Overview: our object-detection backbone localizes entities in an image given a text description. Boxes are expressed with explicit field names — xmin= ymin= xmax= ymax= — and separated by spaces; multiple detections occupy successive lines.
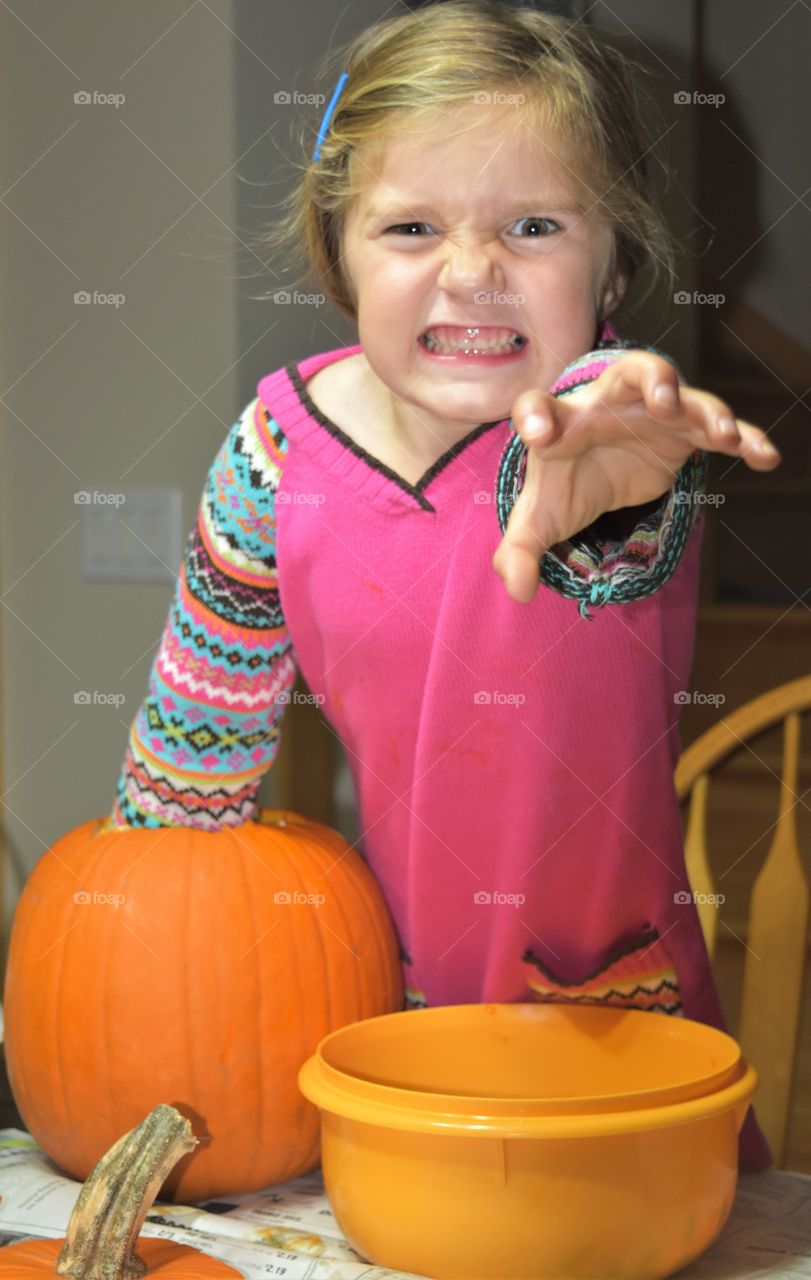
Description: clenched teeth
xmin=421 ymin=327 xmax=527 ymax=355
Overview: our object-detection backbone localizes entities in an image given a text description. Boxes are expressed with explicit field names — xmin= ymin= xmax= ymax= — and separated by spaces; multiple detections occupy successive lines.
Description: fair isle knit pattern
xmin=113 ymin=342 xmax=691 ymax=831
xmin=112 ymin=397 xmax=296 ymax=829
xmin=406 ymin=926 xmax=683 ymax=1016
xmin=521 ymin=926 xmax=683 ymax=1016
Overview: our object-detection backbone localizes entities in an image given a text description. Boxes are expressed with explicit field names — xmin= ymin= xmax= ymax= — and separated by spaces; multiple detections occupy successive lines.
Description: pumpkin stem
xmin=56 ymin=1103 xmax=198 ymax=1279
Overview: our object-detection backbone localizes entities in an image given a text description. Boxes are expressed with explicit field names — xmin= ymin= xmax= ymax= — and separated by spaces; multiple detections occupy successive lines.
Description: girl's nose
xmin=437 ymin=242 xmax=505 ymax=294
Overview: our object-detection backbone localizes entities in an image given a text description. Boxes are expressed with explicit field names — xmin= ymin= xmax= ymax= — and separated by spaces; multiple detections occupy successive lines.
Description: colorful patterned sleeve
xmin=108 ymin=395 xmax=297 ymax=829
xmin=494 ymin=341 xmax=707 ymax=620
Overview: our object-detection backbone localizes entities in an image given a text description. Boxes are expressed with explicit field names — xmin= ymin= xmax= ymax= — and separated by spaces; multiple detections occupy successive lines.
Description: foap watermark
xmin=474 ymin=889 xmax=526 ymax=907
xmin=674 ymin=90 xmax=725 ymax=108
xmin=273 ymin=90 xmax=326 ymax=106
xmin=75 ymin=291 xmax=125 ymax=308
xmin=74 ymin=890 xmax=125 ymax=908
xmin=74 ymin=90 xmax=125 ymax=109
xmin=473 ymin=291 xmax=526 ymax=307
xmin=275 ymin=490 xmax=326 ymax=506
xmin=673 ymin=690 xmax=726 ymax=707
xmin=276 ymin=690 xmax=326 ymax=707
xmin=474 ymin=477 xmax=519 ymax=506
xmin=473 ymin=690 xmax=526 ymax=706
xmin=74 ymin=491 xmax=126 ymax=506
xmin=274 ymin=890 xmax=326 ymax=906
xmin=473 ymin=90 xmax=526 ymax=106
xmin=674 ymin=890 xmax=725 ymax=907
xmin=674 ymin=490 xmax=726 ymax=506
xmin=674 ymin=290 xmax=725 ymax=308
xmin=272 ymin=289 xmax=326 ymax=308
xmin=75 ymin=690 xmax=126 ymax=708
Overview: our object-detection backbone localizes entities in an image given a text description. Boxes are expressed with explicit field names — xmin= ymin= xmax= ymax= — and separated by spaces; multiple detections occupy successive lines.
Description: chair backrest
xmin=674 ymin=675 xmax=811 ymax=1168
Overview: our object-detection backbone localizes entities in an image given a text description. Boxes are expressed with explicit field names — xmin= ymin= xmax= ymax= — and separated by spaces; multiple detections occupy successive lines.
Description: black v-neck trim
xmin=288 ymin=363 xmax=505 ymax=513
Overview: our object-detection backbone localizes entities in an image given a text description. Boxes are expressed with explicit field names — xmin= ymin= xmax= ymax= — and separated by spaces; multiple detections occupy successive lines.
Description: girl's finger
xmin=672 ymin=392 xmax=780 ymax=463
xmin=640 ymin=359 xmax=681 ymax=415
xmin=643 ymin=383 xmax=749 ymax=456
xmin=492 ymin=519 xmax=545 ymax=602
xmin=519 ymin=409 xmax=554 ymax=445
xmin=734 ymin=420 xmax=782 ymax=467
xmin=514 ymin=393 xmax=561 ymax=447
xmin=492 ymin=464 xmax=556 ymax=602
xmin=601 ymin=351 xmax=680 ymax=411
xmin=673 ymin=386 xmax=743 ymax=451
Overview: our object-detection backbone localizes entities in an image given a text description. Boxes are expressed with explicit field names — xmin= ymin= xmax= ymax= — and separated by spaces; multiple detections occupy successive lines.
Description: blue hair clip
xmin=313 ymin=71 xmax=350 ymax=162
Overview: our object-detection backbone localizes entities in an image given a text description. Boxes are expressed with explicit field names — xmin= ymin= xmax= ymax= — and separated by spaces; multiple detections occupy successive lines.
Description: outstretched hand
xmin=492 ymin=350 xmax=782 ymax=604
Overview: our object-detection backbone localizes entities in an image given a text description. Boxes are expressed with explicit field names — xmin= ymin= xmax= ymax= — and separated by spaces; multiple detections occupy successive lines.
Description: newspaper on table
xmin=0 ymin=1129 xmax=419 ymax=1279
xmin=0 ymin=1128 xmax=809 ymax=1278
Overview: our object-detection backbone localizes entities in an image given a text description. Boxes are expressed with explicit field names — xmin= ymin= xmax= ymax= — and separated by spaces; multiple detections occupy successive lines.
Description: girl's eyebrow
xmin=364 ymin=198 xmax=587 ymax=224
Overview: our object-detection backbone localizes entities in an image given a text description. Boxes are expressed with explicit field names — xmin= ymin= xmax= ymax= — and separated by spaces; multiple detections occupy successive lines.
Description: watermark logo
xmin=74 ymin=491 xmax=126 ymax=506
xmin=74 ymin=690 xmax=126 ymax=708
xmin=674 ymin=889 xmax=725 ymax=906
xmin=473 ymin=477 xmax=519 ymax=506
xmin=74 ymin=90 xmax=125 ymax=108
xmin=273 ymin=890 xmax=326 ymax=906
xmin=473 ymin=889 xmax=526 ymax=907
xmin=271 ymin=289 xmax=326 ymax=307
xmin=75 ymin=291 xmax=126 ymax=308
xmin=74 ymin=889 xmax=125 ymax=908
xmin=276 ymin=690 xmax=326 ymax=707
xmin=674 ymin=290 xmax=725 ymax=308
xmin=275 ymin=490 xmax=326 ymax=506
xmin=473 ymin=291 xmax=526 ymax=307
xmin=473 ymin=90 xmax=526 ymax=106
xmin=674 ymin=90 xmax=725 ymax=107
xmin=273 ymin=90 xmax=326 ymax=106
xmin=674 ymin=491 xmax=726 ymax=506
xmin=673 ymin=690 xmax=726 ymax=707
xmin=473 ymin=690 xmax=526 ymax=706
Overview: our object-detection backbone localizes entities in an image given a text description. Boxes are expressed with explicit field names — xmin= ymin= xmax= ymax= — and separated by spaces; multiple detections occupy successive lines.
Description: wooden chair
xmin=675 ymin=675 xmax=811 ymax=1167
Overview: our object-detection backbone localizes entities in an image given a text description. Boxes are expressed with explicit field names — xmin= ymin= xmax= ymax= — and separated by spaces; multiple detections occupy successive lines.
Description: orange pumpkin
xmin=3 ymin=808 xmax=404 ymax=1202
xmin=6 ymin=1240 xmax=240 ymax=1278
xmin=3 ymin=1105 xmax=241 ymax=1277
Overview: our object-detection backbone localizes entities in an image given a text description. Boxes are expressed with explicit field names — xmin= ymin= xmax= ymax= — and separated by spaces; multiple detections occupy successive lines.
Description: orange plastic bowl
xmin=298 ymin=1003 xmax=757 ymax=1280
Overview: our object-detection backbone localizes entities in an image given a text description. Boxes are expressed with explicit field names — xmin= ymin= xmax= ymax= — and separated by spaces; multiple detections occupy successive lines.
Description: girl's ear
xmin=599 ymin=271 xmax=628 ymax=320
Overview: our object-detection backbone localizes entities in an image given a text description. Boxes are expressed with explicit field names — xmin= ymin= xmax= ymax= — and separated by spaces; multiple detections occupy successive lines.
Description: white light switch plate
xmin=80 ymin=486 xmax=183 ymax=584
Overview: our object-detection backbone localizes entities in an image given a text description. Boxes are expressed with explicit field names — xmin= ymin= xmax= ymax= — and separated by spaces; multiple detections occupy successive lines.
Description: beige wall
xmin=0 ymin=3 xmax=240 ymax=946
xmin=0 ymin=0 xmax=381 ymax=953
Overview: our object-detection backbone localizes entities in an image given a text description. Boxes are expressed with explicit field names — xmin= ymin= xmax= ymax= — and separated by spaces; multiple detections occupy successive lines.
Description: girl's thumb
xmin=516 ymin=393 xmax=557 ymax=446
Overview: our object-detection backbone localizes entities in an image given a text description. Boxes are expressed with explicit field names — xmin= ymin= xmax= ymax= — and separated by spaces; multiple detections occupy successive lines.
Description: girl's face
xmin=341 ymin=104 xmax=623 ymax=436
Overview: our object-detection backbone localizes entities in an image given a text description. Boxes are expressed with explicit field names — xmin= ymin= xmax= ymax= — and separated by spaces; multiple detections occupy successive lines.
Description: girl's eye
xmin=385 ymin=222 xmax=432 ymax=236
xmin=511 ymin=217 xmax=561 ymax=237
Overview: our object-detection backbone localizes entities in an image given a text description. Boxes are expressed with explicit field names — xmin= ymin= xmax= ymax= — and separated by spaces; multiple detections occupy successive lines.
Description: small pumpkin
xmin=3 ymin=808 xmax=404 ymax=1202
xmin=3 ymin=1104 xmax=240 ymax=1277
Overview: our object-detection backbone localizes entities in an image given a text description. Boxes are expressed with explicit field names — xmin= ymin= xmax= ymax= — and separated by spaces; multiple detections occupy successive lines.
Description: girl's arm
xmin=493 ymin=340 xmax=765 ymax=617
xmin=108 ymin=395 xmax=296 ymax=829
xmin=551 ymin=341 xmax=686 ymax=545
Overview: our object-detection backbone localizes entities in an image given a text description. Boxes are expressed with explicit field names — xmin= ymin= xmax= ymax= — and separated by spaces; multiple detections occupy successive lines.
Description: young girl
xmin=109 ymin=2 xmax=780 ymax=1171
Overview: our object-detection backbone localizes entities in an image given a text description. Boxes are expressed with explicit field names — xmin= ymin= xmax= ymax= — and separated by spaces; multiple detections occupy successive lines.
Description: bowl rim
xmin=299 ymin=1053 xmax=757 ymax=1138
xmin=302 ymin=1002 xmax=743 ymax=1116
xmin=298 ymin=1003 xmax=756 ymax=1138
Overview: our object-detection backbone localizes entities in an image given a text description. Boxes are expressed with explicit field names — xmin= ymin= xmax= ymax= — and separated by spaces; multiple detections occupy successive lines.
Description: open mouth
xmin=419 ymin=325 xmax=528 ymax=356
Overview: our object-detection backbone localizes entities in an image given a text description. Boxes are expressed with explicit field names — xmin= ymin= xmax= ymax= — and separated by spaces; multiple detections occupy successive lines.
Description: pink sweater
xmin=111 ymin=335 xmax=772 ymax=1172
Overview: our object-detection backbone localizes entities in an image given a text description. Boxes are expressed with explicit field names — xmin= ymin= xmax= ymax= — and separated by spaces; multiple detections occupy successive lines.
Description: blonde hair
xmin=243 ymin=0 xmax=676 ymax=323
